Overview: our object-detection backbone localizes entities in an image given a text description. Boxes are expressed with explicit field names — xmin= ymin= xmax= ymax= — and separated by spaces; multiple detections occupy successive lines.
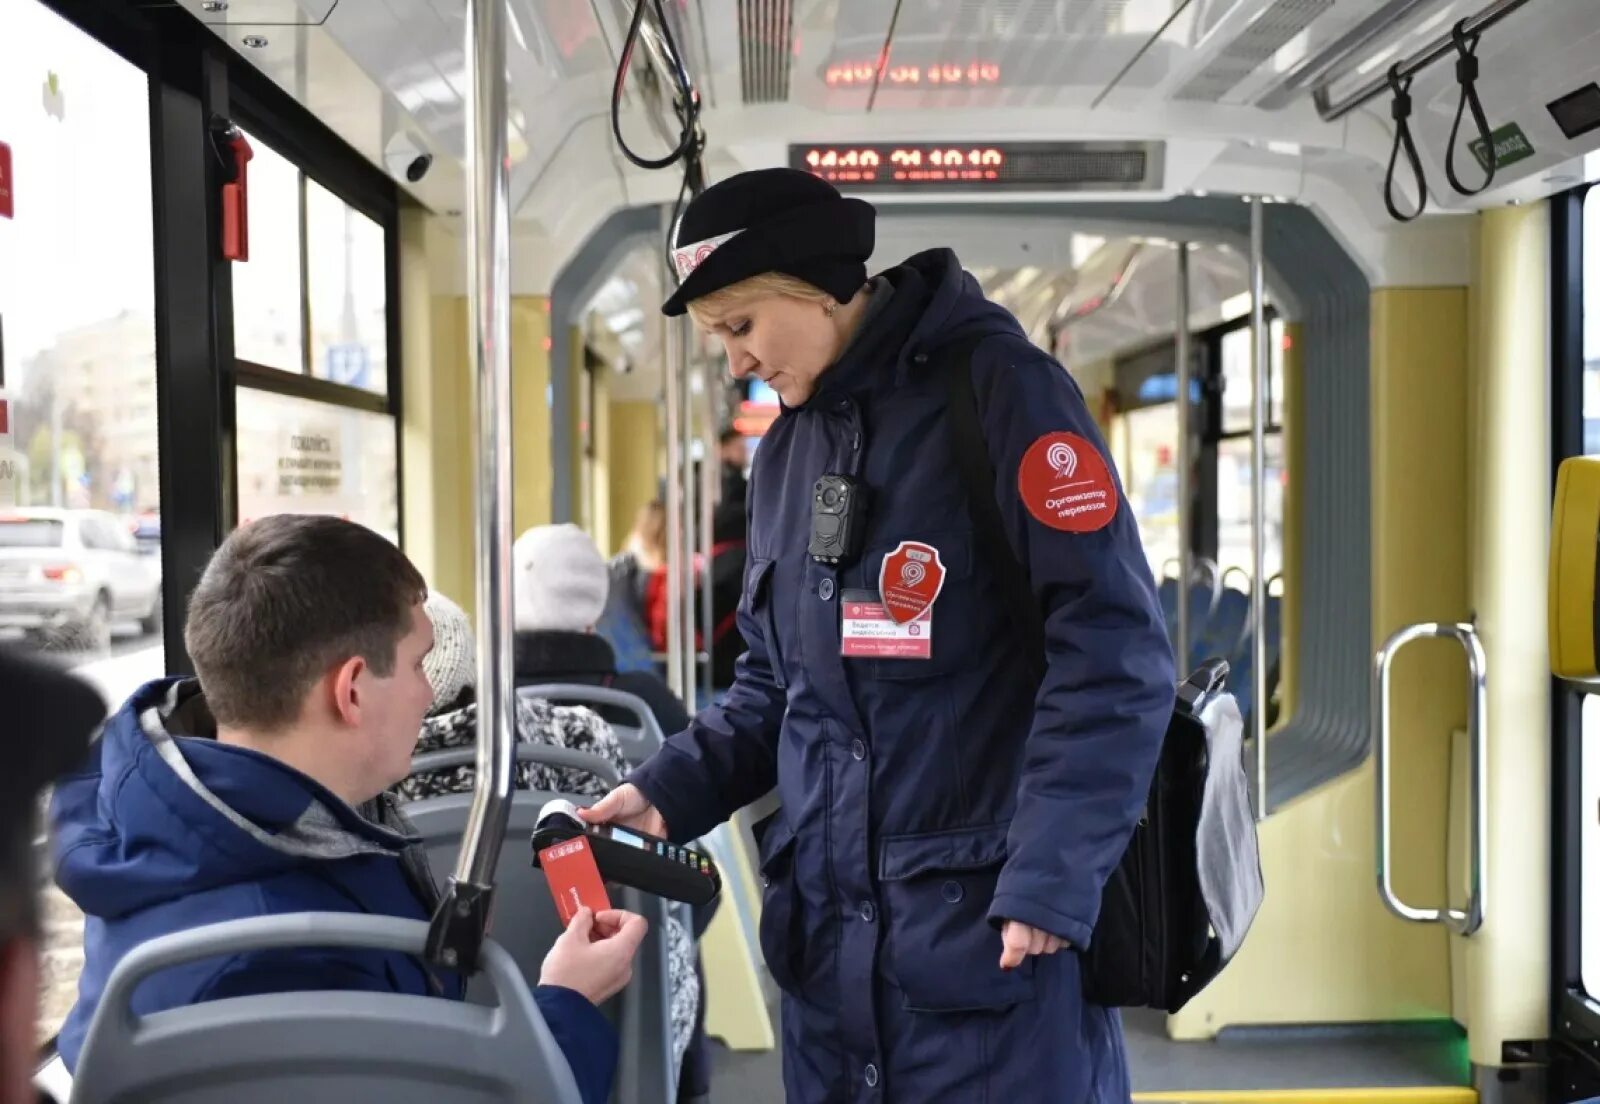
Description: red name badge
xmin=539 ymin=836 xmax=612 ymax=925
xmin=878 ymin=540 xmax=946 ymax=625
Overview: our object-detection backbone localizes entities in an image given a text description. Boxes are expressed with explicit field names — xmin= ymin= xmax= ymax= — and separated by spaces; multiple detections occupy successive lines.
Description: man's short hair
xmin=184 ymin=515 xmax=426 ymax=732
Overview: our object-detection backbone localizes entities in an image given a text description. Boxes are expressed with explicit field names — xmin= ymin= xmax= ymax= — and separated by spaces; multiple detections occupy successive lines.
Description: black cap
xmin=662 ymin=168 xmax=876 ymax=317
xmin=0 ymin=646 xmax=104 ymax=848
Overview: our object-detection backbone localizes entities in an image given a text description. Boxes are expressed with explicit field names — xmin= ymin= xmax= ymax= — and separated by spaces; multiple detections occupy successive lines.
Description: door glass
xmin=231 ymin=133 xmax=305 ymax=373
xmin=1578 ymin=189 xmax=1600 ymax=995
xmin=0 ymin=0 xmax=167 ymax=1044
xmin=235 ymin=387 xmax=399 ymax=544
xmin=1123 ymin=403 xmax=1179 ymax=578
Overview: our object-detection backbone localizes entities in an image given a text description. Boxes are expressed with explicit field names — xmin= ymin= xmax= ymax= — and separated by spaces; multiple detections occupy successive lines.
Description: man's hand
xmin=999 ymin=920 xmax=1067 ymax=971
xmin=580 ymin=783 xmax=669 ymax=839
xmin=540 ymin=907 xmax=650 ymax=1006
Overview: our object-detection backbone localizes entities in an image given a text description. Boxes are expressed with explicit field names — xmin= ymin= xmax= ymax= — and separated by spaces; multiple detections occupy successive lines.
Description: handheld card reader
xmin=531 ymin=799 xmax=722 ymax=908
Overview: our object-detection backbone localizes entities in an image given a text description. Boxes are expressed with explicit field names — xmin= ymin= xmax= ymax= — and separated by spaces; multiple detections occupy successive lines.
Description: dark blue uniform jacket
xmin=51 ymin=678 xmax=617 ymax=1104
xmin=631 ymin=249 xmax=1175 ymax=1103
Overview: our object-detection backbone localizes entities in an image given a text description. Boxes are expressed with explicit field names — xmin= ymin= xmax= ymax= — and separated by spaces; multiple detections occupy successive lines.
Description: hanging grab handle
xmin=1444 ymin=20 xmax=1497 ymax=196
xmin=1384 ymin=65 xmax=1428 ymax=222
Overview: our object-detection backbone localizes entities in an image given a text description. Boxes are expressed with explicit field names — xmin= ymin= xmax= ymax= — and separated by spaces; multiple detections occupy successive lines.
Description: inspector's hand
xmin=540 ymin=907 xmax=650 ymax=1006
xmin=579 ymin=783 xmax=670 ymax=840
xmin=999 ymin=920 xmax=1068 ymax=971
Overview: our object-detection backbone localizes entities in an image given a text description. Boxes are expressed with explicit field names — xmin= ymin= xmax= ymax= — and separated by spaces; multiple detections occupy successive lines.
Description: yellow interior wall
xmin=399 ymin=209 xmax=474 ymax=612
xmin=608 ymin=401 xmax=661 ymax=558
xmin=590 ymin=367 xmax=614 ymax=556
xmin=1168 ymin=289 xmax=1468 ymax=1043
xmin=511 ymin=297 xmax=552 ymax=537
xmin=1460 ymin=203 xmax=1551 ymax=1066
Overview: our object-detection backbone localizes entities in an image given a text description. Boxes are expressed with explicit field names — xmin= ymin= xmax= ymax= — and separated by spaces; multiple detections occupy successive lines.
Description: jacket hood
xmin=50 ymin=678 xmax=415 ymax=920
xmin=812 ymin=248 xmax=1029 ymax=402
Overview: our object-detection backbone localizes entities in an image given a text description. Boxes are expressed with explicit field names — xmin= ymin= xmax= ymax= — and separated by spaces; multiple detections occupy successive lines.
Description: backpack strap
xmin=934 ymin=337 xmax=1047 ymax=685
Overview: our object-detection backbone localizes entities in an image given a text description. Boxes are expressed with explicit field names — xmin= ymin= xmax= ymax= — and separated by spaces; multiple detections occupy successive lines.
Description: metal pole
xmin=680 ymin=349 xmax=699 ymax=708
xmin=1314 ymin=0 xmax=1536 ymax=121
xmin=1249 ymin=197 xmax=1269 ymax=822
xmin=1174 ymin=242 xmax=1192 ymax=673
xmin=662 ymin=206 xmax=688 ymax=702
xmin=430 ymin=0 xmax=510 ymax=971
xmin=699 ymin=364 xmax=717 ymax=707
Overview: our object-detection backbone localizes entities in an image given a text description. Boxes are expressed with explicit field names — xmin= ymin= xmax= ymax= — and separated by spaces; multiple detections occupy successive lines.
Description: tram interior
xmin=5 ymin=0 xmax=1600 ymax=1100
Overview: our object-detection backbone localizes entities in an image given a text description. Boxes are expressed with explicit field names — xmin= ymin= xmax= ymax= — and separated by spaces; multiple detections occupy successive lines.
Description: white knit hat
xmin=423 ymin=591 xmax=476 ymax=714
xmin=513 ymin=524 xmax=610 ymax=633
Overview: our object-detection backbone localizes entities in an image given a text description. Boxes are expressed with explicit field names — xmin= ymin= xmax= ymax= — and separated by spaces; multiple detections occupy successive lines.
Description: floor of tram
xmin=705 ymin=992 xmax=1474 ymax=1102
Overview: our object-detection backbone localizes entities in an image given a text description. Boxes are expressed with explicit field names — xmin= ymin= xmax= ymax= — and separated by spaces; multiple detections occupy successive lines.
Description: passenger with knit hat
xmin=511 ymin=524 xmax=691 ymax=739
xmin=509 ymin=524 xmax=716 ymax=1102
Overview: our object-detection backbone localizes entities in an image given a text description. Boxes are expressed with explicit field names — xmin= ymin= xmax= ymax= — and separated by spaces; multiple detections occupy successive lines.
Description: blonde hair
xmin=686 ymin=272 xmax=832 ymax=328
xmin=625 ymin=500 xmax=667 ymax=571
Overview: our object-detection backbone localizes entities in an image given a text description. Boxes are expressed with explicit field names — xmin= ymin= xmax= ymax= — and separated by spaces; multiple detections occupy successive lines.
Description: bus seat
xmin=516 ymin=684 xmax=665 ymax=768
xmin=1191 ymin=585 xmax=1250 ymax=670
xmin=67 ymin=913 xmax=583 ymax=1103
xmin=403 ymin=745 xmax=677 ymax=1104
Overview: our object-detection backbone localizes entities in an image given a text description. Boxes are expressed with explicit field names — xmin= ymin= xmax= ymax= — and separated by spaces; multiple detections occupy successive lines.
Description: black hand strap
xmin=1444 ymin=20 xmax=1497 ymax=197
xmin=1384 ymin=65 xmax=1428 ymax=223
xmin=935 ymin=339 xmax=1047 ymax=685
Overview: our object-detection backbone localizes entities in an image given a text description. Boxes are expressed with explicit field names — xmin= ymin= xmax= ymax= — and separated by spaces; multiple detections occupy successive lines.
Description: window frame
xmin=1550 ymin=182 xmax=1600 ymax=1081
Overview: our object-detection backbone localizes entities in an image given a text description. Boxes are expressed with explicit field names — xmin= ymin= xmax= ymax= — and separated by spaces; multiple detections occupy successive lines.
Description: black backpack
xmin=936 ymin=337 xmax=1265 ymax=1013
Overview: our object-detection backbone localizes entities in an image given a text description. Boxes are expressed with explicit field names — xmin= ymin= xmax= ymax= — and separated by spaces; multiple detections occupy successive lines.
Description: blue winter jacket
xmin=51 ymin=678 xmax=617 ymax=1104
xmin=630 ymin=250 xmax=1176 ymax=1103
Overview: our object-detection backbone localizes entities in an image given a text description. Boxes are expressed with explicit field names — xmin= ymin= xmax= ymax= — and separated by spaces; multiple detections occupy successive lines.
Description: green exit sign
xmin=1468 ymin=122 xmax=1536 ymax=173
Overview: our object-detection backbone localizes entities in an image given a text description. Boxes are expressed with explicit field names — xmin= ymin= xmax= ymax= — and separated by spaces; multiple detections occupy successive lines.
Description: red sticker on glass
xmin=1018 ymin=432 xmax=1118 ymax=533
xmin=0 ymin=141 xmax=13 ymax=221
xmin=878 ymin=540 xmax=946 ymax=625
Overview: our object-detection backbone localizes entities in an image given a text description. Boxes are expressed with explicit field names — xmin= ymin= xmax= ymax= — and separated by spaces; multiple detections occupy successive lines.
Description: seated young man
xmin=50 ymin=515 xmax=643 ymax=1104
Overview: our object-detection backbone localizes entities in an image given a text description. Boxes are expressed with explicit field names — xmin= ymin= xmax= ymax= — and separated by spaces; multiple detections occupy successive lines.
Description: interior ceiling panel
xmin=793 ymin=0 xmax=1194 ymax=112
xmin=179 ymin=0 xmax=339 ymax=25
xmin=1175 ymin=0 xmax=1333 ymax=102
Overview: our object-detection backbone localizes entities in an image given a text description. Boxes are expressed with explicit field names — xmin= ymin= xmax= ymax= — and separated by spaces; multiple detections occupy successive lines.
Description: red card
xmin=539 ymin=836 xmax=611 ymax=925
xmin=0 ymin=141 xmax=13 ymax=220
xmin=1017 ymin=432 xmax=1118 ymax=533
xmin=878 ymin=540 xmax=946 ymax=625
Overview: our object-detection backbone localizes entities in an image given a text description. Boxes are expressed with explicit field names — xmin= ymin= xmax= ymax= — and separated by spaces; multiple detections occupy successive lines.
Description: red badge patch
xmin=878 ymin=541 xmax=946 ymax=625
xmin=1018 ymin=432 xmax=1119 ymax=533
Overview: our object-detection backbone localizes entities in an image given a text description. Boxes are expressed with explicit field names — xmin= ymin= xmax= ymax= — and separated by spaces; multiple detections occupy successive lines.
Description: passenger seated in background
xmin=510 ymin=524 xmax=717 ymax=1102
xmin=397 ymin=591 xmax=701 ymax=1089
xmin=0 ymin=648 xmax=103 ymax=1104
xmin=49 ymin=515 xmax=643 ymax=1104
xmin=514 ymin=523 xmax=691 ymax=735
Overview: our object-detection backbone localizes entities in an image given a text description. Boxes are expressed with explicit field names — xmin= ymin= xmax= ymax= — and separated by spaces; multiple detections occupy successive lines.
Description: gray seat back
xmin=68 ymin=913 xmax=582 ymax=1104
xmin=515 ymin=684 xmax=665 ymax=767
xmin=403 ymin=745 xmax=675 ymax=1104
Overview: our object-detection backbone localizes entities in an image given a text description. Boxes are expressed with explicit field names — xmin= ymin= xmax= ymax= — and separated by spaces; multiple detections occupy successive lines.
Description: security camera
xmin=383 ymin=132 xmax=434 ymax=186
xmin=614 ymin=357 xmax=636 ymax=375
xmin=405 ymin=153 xmax=433 ymax=183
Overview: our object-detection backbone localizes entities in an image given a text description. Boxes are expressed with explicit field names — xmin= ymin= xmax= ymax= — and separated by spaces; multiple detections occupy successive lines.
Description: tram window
xmin=1124 ymin=404 xmax=1180 ymax=575
xmin=305 ymin=179 xmax=388 ymax=395
xmin=1219 ymin=319 xmax=1285 ymax=434
xmin=231 ymin=135 xmax=306 ymax=375
xmin=1578 ymin=189 xmax=1600 ymax=997
xmin=1216 ymin=434 xmax=1285 ymax=581
xmin=235 ymin=387 xmax=400 ymax=544
xmin=0 ymin=0 xmax=167 ymax=1044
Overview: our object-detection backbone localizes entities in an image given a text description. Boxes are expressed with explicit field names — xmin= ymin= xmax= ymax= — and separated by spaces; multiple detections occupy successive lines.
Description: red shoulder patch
xmin=1017 ymin=432 xmax=1119 ymax=533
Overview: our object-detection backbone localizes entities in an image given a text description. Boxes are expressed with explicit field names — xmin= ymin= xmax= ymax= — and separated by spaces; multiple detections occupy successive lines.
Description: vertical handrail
xmin=680 ymin=347 xmax=699 ymax=704
xmin=699 ymin=363 xmax=717 ymax=707
xmin=1175 ymin=241 xmax=1193 ymax=671
xmin=1248 ymin=197 xmax=1269 ymax=821
xmin=662 ymin=208 xmax=688 ymax=702
xmin=429 ymin=0 xmax=511 ymax=973
xmin=1373 ymin=622 xmax=1487 ymax=936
